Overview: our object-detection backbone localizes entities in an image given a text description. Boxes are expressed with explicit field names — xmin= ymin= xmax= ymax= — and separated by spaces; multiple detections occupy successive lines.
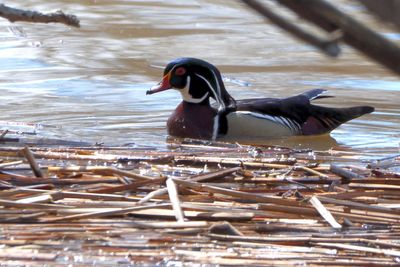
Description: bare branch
xmin=358 ymin=0 xmax=400 ymax=31
xmin=0 ymin=4 xmax=80 ymax=28
xmin=242 ymin=0 xmax=400 ymax=76
xmin=278 ymin=0 xmax=400 ymax=75
xmin=240 ymin=0 xmax=340 ymax=57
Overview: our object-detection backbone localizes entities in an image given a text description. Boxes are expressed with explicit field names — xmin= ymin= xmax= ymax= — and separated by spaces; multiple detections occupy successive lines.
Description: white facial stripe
xmin=178 ymin=76 xmax=209 ymax=103
xmin=194 ymin=72 xmax=227 ymax=141
xmin=194 ymin=73 xmax=224 ymax=108
xmin=210 ymin=69 xmax=225 ymax=110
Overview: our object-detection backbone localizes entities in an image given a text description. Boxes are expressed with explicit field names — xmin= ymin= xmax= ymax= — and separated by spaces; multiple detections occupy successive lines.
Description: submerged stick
xmin=0 ymin=129 xmax=8 ymax=139
xmin=21 ymin=146 xmax=44 ymax=178
xmin=209 ymin=222 xmax=244 ymax=236
xmin=330 ymin=164 xmax=363 ymax=181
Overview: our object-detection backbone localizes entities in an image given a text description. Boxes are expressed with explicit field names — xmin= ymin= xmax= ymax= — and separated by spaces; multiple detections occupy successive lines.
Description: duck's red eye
xmin=175 ymin=67 xmax=186 ymax=76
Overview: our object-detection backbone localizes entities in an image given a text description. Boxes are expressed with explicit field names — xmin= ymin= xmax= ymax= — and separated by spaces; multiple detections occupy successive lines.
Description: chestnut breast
xmin=167 ymin=101 xmax=216 ymax=139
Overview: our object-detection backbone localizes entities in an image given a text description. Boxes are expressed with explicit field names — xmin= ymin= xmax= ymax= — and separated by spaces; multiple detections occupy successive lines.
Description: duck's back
xmin=223 ymin=89 xmax=374 ymax=137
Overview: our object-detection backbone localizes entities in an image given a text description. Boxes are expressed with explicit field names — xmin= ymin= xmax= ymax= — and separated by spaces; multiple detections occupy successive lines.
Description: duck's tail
xmin=301 ymin=105 xmax=374 ymax=135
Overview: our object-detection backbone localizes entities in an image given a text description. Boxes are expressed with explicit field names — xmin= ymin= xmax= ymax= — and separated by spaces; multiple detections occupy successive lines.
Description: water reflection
xmin=0 ymin=1 xmax=399 ymax=154
xmin=221 ymin=134 xmax=340 ymax=151
xmin=305 ymin=78 xmax=400 ymax=92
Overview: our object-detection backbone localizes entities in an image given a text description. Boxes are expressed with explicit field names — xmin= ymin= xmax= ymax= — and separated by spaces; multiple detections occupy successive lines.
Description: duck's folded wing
xmin=236 ymin=91 xmax=314 ymax=123
xmin=236 ymin=89 xmax=374 ymax=135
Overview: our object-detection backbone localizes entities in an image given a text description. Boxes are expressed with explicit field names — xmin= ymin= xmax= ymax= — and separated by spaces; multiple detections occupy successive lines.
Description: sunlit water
xmin=0 ymin=1 xmax=399 ymax=156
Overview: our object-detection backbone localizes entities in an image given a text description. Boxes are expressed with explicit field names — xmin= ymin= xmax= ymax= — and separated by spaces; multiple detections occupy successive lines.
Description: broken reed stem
xmin=207 ymin=234 xmax=400 ymax=250
xmin=191 ymin=167 xmax=242 ymax=182
xmin=309 ymin=196 xmax=341 ymax=229
xmin=295 ymin=165 xmax=330 ymax=179
xmin=48 ymin=166 xmax=158 ymax=181
xmin=1 ymin=187 xmax=139 ymax=202
xmin=0 ymin=198 xmax=72 ymax=209
xmin=349 ymin=183 xmax=400 ymax=190
xmin=89 ymin=176 xmax=166 ymax=194
xmin=41 ymin=203 xmax=171 ymax=222
xmin=172 ymin=178 xmax=299 ymax=206
xmin=97 ymin=167 xmax=159 ymax=181
xmin=313 ymin=242 xmax=400 ymax=257
xmin=21 ymin=146 xmax=44 ymax=178
xmin=138 ymin=188 xmax=167 ymax=204
xmin=16 ymin=194 xmax=55 ymax=204
xmin=128 ymin=220 xmax=209 ymax=229
xmin=2 ymin=211 xmax=48 ymax=222
xmin=0 ymin=160 xmax=23 ymax=169
xmin=317 ymin=195 xmax=399 ymax=215
xmin=137 ymin=167 xmax=241 ymax=204
xmin=166 ymin=178 xmax=185 ymax=222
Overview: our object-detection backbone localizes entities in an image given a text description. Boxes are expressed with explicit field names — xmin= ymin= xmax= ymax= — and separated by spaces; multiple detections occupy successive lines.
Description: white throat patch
xmin=178 ymin=76 xmax=209 ymax=103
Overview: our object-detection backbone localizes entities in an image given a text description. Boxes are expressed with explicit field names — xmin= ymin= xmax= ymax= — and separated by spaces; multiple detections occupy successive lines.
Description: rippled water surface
xmin=1 ymin=1 xmax=399 ymax=154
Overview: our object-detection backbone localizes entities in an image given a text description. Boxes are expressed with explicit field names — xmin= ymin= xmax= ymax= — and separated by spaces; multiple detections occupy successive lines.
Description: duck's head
xmin=147 ymin=58 xmax=236 ymax=110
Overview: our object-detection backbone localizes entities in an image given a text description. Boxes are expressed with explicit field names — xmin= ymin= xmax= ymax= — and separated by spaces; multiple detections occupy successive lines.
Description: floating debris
xmin=0 ymin=138 xmax=399 ymax=266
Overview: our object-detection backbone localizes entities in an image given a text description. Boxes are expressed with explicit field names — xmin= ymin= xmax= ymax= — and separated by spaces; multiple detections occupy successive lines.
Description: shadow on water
xmin=0 ymin=1 xmax=399 ymax=155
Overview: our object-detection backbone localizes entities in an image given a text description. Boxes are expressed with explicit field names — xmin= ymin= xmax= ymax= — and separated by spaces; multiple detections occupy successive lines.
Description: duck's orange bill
xmin=146 ymin=74 xmax=172 ymax=95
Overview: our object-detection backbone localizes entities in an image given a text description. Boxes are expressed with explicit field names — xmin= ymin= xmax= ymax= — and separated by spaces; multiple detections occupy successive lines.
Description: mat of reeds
xmin=0 ymin=137 xmax=399 ymax=266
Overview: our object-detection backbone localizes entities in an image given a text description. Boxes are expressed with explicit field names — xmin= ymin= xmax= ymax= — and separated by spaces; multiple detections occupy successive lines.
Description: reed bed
xmin=0 ymin=137 xmax=399 ymax=266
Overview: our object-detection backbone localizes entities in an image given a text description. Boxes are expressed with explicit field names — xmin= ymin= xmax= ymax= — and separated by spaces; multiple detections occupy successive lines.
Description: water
xmin=0 ymin=1 xmax=399 ymax=154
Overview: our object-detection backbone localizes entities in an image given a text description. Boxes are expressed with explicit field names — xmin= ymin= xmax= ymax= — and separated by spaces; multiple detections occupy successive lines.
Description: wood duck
xmin=146 ymin=58 xmax=374 ymax=141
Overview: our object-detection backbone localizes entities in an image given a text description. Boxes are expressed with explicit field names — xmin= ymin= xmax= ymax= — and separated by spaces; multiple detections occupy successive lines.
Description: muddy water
xmin=0 ymin=1 xmax=399 ymax=155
